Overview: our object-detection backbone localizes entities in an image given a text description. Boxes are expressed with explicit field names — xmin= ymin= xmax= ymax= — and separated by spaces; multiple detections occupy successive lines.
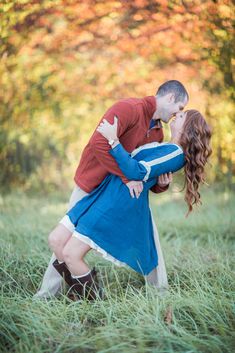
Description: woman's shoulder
xmin=131 ymin=142 xmax=183 ymax=158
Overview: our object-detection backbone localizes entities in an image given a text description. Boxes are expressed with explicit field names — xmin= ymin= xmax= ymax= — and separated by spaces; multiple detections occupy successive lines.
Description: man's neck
xmin=152 ymin=96 xmax=160 ymax=120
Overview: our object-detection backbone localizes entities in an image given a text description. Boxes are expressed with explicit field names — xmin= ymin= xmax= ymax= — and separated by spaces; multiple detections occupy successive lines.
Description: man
xmin=35 ymin=80 xmax=189 ymax=298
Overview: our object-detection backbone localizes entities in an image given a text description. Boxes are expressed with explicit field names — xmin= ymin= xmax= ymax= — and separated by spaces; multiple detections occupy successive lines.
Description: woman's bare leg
xmin=62 ymin=236 xmax=92 ymax=276
xmin=48 ymin=224 xmax=72 ymax=262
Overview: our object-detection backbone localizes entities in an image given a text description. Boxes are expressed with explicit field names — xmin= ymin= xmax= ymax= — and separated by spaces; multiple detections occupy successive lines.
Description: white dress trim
xmin=132 ymin=145 xmax=183 ymax=182
xmin=60 ymin=215 xmax=129 ymax=268
xmin=131 ymin=142 xmax=183 ymax=158
xmin=145 ymin=147 xmax=183 ymax=167
xmin=72 ymin=231 xmax=128 ymax=268
xmin=59 ymin=215 xmax=75 ymax=233
xmin=139 ymin=160 xmax=151 ymax=182
xmin=131 ymin=141 xmax=164 ymax=157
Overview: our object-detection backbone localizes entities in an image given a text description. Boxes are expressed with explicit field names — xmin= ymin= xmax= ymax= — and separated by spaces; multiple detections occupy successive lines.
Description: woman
xmin=48 ymin=109 xmax=212 ymax=301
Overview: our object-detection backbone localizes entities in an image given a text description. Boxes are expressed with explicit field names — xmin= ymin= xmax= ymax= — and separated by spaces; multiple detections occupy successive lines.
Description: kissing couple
xmin=35 ymin=80 xmax=212 ymax=301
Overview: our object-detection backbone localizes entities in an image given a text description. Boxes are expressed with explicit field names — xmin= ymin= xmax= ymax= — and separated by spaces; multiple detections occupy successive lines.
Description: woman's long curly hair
xmin=179 ymin=110 xmax=212 ymax=216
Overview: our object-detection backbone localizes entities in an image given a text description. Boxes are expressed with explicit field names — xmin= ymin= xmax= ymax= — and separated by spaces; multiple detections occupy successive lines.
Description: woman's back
xmin=62 ymin=142 xmax=185 ymax=275
xmin=110 ymin=141 xmax=185 ymax=188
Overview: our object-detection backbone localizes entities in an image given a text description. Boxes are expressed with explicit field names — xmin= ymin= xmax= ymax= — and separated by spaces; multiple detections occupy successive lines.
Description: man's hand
xmin=126 ymin=180 xmax=143 ymax=199
xmin=158 ymin=172 xmax=173 ymax=188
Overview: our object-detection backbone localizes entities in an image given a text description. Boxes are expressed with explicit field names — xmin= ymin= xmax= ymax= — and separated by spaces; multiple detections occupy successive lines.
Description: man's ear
xmin=169 ymin=93 xmax=175 ymax=103
xmin=165 ymin=93 xmax=175 ymax=103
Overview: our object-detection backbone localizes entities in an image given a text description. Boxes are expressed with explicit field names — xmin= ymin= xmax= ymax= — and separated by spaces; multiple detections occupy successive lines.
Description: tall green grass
xmin=0 ymin=186 xmax=234 ymax=353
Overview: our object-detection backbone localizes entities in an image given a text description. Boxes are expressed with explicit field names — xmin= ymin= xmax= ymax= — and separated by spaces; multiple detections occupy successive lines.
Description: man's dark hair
xmin=156 ymin=80 xmax=189 ymax=103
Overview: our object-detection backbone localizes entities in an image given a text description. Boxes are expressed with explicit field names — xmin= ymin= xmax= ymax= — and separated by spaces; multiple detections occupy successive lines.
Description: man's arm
xmin=150 ymin=183 xmax=169 ymax=194
xmin=89 ymin=101 xmax=137 ymax=184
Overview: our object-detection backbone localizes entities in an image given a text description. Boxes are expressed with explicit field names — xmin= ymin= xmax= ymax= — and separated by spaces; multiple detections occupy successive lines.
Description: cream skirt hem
xmin=59 ymin=215 xmax=127 ymax=268
xmin=72 ymin=230 xmax=128 ymax=268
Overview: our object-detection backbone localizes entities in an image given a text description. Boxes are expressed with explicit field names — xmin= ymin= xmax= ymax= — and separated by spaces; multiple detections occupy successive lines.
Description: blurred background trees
xmin=0 ymin=0 xmax=234 ymax=191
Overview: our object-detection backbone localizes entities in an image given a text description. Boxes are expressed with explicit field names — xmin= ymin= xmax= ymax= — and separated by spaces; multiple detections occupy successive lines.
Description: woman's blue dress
xmin=60 ymin=142 xmax=185 ymax=275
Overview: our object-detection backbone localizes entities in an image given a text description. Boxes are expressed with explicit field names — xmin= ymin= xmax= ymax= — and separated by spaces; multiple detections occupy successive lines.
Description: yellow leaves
xmin=232 ymin=152 xmax=235 ymax=164
xmin=19 ymin=134 xmax=29 ymax=145
xmin=218 ymin=4 xmax=233 ymax=18
xmin=78 ymin=31 xmax=94 ymax=42
xmin=99 ymin=16 xmax=116 ymax=35
xmin=213 ymin=29 xmax=228 ymax=39
xmin=130 ymin=28 xmax=141 ymax=38
xmin=109 ymin=11 xmax=119 ymax=19
xmin=232 ymin=57 xmax=235 ymax=74
xmin=0 ymin=0 xmax=234 ymax=188
xmin=1 ymin=2 xmax=14 ymax=13
xmin=95 ymin=1 xmax=120 ymax=16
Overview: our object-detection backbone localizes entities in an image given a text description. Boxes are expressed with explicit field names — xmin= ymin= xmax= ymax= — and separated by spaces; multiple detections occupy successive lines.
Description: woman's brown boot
xmin=69 ymin=267 xmax=103 ymax=301
xmin=53 ymin=260 xmax=103 ymax=301
xmin=52 ymin=259 xmax=74 ymax=287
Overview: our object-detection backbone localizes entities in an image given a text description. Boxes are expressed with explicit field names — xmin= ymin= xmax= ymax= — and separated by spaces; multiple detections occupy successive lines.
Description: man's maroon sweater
xmin=74 ymin=96 xmax=169 ymax=194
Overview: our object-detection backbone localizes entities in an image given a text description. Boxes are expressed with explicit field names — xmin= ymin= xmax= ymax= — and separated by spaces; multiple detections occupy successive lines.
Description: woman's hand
xmin=126 ymin=180 xmax=143 ymax=199
xmin=97 ymin=116 xmax=118 ymax=141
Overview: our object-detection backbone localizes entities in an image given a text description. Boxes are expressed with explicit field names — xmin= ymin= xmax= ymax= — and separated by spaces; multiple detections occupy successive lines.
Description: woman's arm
xmin=110 ymin=143 xmax=149 ymax=180
xmin=109 ymin=143 xmax=184 ymax=181
xmin=97 ymin=118 xmax=185 ymax=182
xmin=97 ymin=118 xmax=149 ymax=180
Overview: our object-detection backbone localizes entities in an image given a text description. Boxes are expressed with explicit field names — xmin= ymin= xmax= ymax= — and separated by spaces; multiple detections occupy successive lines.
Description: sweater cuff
xmin=150 ymin=183 xmax=169 ymax=194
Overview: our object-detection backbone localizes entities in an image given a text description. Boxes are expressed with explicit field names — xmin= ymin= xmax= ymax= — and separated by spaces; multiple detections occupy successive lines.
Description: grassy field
xmin=0 ymin=185 xmax=234 ymax=353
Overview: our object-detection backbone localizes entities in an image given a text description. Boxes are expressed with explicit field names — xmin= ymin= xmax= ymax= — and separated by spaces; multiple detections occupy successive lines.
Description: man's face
xmin=159 ymin=93 xmax=188 ymax=123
